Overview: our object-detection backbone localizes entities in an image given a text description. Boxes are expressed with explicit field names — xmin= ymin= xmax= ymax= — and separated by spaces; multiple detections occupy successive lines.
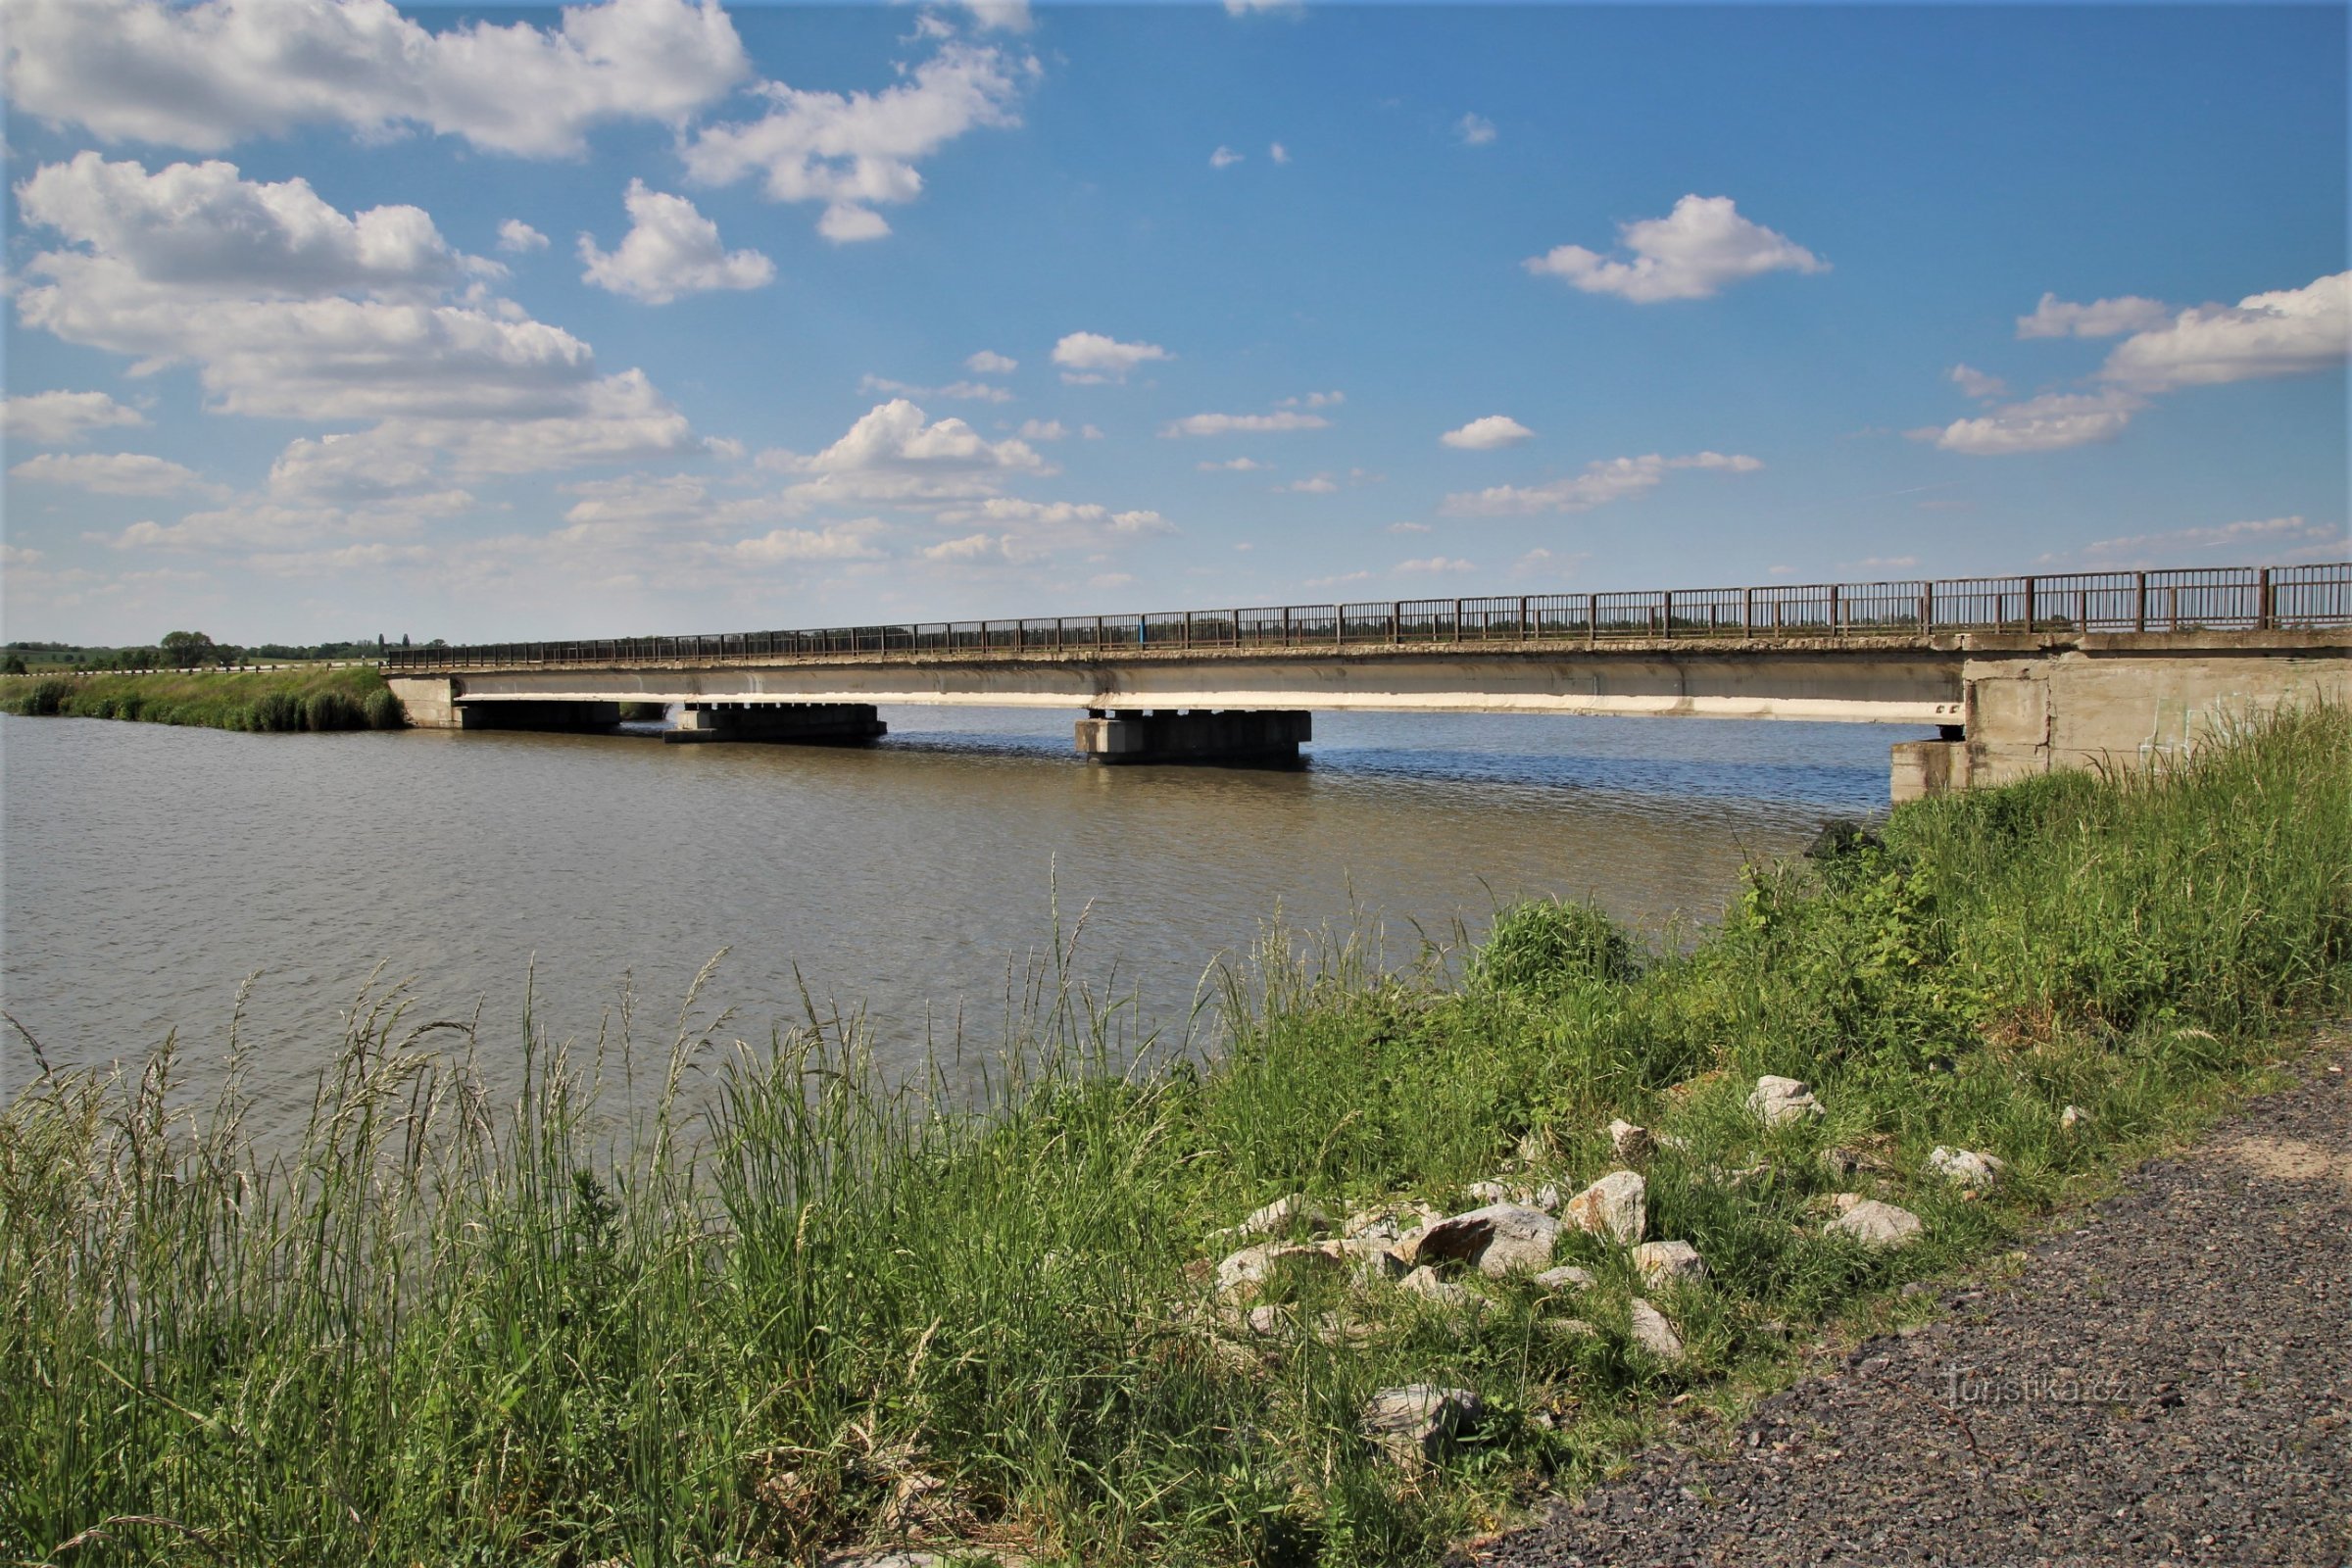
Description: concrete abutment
xmin=664 ymin=703 xmax=886 ymax=745
xmin=1074 ymin=710 xmax=1310 ymax=765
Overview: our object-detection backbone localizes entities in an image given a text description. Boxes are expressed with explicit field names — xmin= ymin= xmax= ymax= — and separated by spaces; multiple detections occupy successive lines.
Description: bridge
xmin=385 ymin=563 xmax=2352 ymax=800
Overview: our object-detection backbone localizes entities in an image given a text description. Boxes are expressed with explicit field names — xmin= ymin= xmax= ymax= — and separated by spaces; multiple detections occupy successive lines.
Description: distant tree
xmin=160 ymin=630 xmax=216 ymax=668
xmin=0 ymin=654 xmax=24 ymax=675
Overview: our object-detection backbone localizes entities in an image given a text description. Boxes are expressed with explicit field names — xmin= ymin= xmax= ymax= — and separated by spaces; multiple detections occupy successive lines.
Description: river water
xmin=1 ymin=708 xmax=1926 ymax=1133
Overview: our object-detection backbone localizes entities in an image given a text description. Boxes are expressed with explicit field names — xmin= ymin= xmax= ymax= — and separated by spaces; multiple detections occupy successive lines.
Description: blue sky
xmin=3 ymin=0 xmax=2345 ymax=646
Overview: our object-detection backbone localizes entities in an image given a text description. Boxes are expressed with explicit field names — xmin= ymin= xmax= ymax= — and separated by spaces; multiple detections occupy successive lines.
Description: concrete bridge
xmin=385 ymin=564 xmax=2352 ymax=800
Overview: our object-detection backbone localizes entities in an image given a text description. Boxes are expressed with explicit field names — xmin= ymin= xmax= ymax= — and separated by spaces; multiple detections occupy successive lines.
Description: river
xmin=1 ymin=708 xmax=1927 ymax=1134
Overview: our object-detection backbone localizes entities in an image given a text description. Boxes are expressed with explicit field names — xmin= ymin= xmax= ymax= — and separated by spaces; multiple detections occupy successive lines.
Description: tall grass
xmin=3 ymin=707 xmax=2345 ymax=1567
xmin=0 ymin=666 xmax=400 ymax=733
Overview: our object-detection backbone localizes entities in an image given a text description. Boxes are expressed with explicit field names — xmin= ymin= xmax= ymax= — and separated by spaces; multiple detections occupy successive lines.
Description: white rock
xmin=1465 ymin=1179 xmax=1513 ymax=1203
xmin=2060 ymin=1104 xmax=2089 ymax=1132
xmin=1748 ymin=1075 xmax=1825 ymax=1126
xmin=1563 ymin=1170 xmax=1647 ymax=1245
xmin=1459 ymin=1202 xmax=1561 ymax=1276
xmin=1361 ymin=1384 xmax=1485 ymax=1464
xmin=1340 ymin=1235 xmax=1406 ymax=1282
xmin=1608 ymin=1118 xmax=1656 ymax=1163
xmin=1398 ymin=1265 xmax=1488 ymax=1312
xmin=1927 ymin=1146 xmax=2007 ymax=1190
xmin=1215 ymin=1241 xmax=1345 ymax=1295
xmin=1532 ymin=1264 xmax=1595 ymax=1293
xmin=1244 ymin=1303 xmax=1285 ymax=1338
xmin=1632 ymin=1240 xmax=1708 ymax=1287
xmin=1215 ymin=1193 xmax=1332 ymax=1244
xmin=1628 ymin=1298 xmax=1685 ymax=1361
xmin=1826 ymin=1198 xmax=1925 ymax=1250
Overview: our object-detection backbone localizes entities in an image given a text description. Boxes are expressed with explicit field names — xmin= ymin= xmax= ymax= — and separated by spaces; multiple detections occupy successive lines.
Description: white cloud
xmin=731 ymin=519 xmax=886 ymax=564
xmin=1304 ymin=568 xmax=1371 ymax=589
xmin=1396 ymin=556 xmax=1475 ymax=575
xmin=1088 ymin=571 xmax=1135 ymax=590
xmin=1387 ymin=520 xmax=1431 ymax=534
xmin=1198 ymin=456 xmax=1268 ymax=471
xmin=1911 ymin=389 xmax=2141 ymax=456
xmin=2098 ymin=272 xmax=2350 ymax=393
xmin=1080 ymin=424 xmax=1104 ymax=440
xmin=2 ymin=0 xmax=752 ymax=158
xmin=1525 ymin=194 xmax=1826 ymax=303
xmin=1269 ymin=142 xmax=1291 ymax=165
xmin=10 ymin=451 xmax=225 ymax=498
xmin=1276 ymin=390 xmax=1344 ymax=409
xmin=1053 ymin=331 xmax=1171 ymax=384
xmin=1161 ymin=410 xmax=1330 ymax=438
xmin=1441 ymin=414 xmax=1533 ymax=450
xmin=760 ymin=398 xmax=1050 ymax=507
xmin=1456 ymin=112 xmax=1496 ymax=146
xmin=1224 ymin=0 xmax=1303 ymax=14
xmin=954 ymin=0 xmax=1033 ymax=32
xmin=932 ymin=496 xmax=1170 ymax=536
xmin=2016 ymin=291 xmax=2173 ymax=339
xmin=1277 ymin=474 xmax=1338 ymax=494
xmin=922 ymin=532 xmax=1007 ymax=563
xmin=497 ymin=220 xmax=549 ymax=255
xmin=682 ymin=39 xmax=1034 ymax=242
xmin=2063 ymin=514 xmax=2345 ymax=568
xmin=1442 ymin=450 xmax=1762 ymax=515
xmin=862 ymin=374 xmax=1012 ymax=404
xmin=1209 ymin=145 xmax=1244 ymax=170
xmin=1947 ymin=364 xmax=2006 ymax=401
xmin=967 ymin=350 xmax=1018 ymax=374
xmin=1016 ymin=418 xmax=1068 ymax=440
xmin=0 ymin=390 xmax=147 ymax=446
xmin=579 ymin=180 xmax=773 ymax=303
xmin=104 ymin=487 xmax=473 ymax=554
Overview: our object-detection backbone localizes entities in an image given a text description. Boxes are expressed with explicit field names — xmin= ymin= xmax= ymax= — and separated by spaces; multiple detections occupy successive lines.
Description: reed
xmin=0 ymin=666 xmax=401 ymax=734
xmin=3 ymin=706 xmax=2344 ymax=1566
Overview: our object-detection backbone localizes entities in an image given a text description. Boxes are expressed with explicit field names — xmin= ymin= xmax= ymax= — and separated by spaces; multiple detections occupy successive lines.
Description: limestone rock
xmin=1628 ymin=1298 xmax=1685 ymax=1361
xmin=1362 ymin=1384 xmax=1485 ymax=1464
xmin=1465 ymin=1179 xmax=1513 ymax=1204
xmin=1608 ymin=1118 xmax=1656 ymax=1163
xmin=1396 ymin=1211 xmax=1494 ymax=1270
xmin=1748 ymin=1075 xmax=1825 ymax=1126
xmin=1532 ymin=1264 xmax=1595 ymax=1293
xmin=1215 ymin=1241 xmax=1345 ymax=1295
xmin=1214 ymin=1193 xmax=1332 ymax=1244
xmin=1243 ymin=1304 xmax=1286 ymax=1338
xmin=2060 ymin=1104 xmax=2089 ymax=1133
xmin=1339 ymin=1235 xmax=1407 ymax=1282
xmin=1826 ymin=1198 xmax=1925 ymax=1250
xmin=1455 ymin=1202 xmax=1561 ymax=1276
xmin=1563 ymin=1170 xmax=1647 ymax=1245
xmin=1927 ymin=1146 xmax=2007 ymax=1190
xmin=1632 ymin=1240 xmax=1708 ymax=1287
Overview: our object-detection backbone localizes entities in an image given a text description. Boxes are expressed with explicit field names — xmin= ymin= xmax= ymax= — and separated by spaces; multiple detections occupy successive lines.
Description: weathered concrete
xmin=387 ymin=676 xmax=461 ymax=728
xmin=664 ymin=702 xmax=886 ymax=745
xmin=1074 ymin=709 xmax=1308 ymax=764
xmin=458 ymin=699 xmax=624 ymax=733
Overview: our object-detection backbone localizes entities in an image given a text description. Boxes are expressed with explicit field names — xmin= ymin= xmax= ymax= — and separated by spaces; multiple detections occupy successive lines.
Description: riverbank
xmin=0 ymin=664 xmax=401 ymax=731
xmin=3 ymin=707 xmax=2344 ymax=1567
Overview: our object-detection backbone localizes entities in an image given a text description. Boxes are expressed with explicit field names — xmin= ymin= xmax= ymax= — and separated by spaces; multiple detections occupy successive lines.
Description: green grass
xmin=3 ymin=707 xmax=2346 ymax=1566
xmin=0 ymin=665 xmax=402 ymax=732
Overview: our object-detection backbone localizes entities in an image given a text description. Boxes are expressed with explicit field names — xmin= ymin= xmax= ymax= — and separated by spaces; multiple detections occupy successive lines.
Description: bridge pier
xmin=664 ymin=702 xmax=887 ymax=745
xmin=459 ymin=700 xmax=624 ymax=733
xmin=1074 ymin=709 xmax=1310 ymax=765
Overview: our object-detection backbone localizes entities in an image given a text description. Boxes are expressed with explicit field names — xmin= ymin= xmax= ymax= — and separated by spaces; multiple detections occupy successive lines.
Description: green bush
xmin=364 ymin=687 xmax=408 ymax=729
xmin=1472 ymin=897 xmax=1641 ymax=995
xmin=251 ymin=691 xmax=306 ymax=732
xmin=304 ymin=690 xmax=367 ymax=731
xmin=23 ymin=678 xmax=74 ymax=716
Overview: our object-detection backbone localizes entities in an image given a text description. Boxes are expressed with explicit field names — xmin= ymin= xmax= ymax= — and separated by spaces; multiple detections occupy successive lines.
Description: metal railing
xmin=384 ymin=562 xmax=2352 ymax=671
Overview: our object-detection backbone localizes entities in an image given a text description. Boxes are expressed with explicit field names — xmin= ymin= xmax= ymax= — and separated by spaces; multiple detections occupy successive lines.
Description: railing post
xmin=1829 ymin=584 xmax=1841 ymax=636
xmin=1389 ymin=604 xmax=1398 ymax=645
xmin=2133 ymin=572 xmax=2147 ymax=633
xmin=1588 ymin=593 xmax=1598 ymax=648
xmin=1520 ymin=595 xmax=1531 ymax=640
xmin=2022 ymin=576 xmax=2035 ymax=632
xmin=1283 ymin=606 xmax=1293 ymax=647
xmin=2259 ymin=566 xmax=2275 ymax=630
xmin=1453 ymin=599 xmax=1463 ymax=642
xmin=1661 ymin=591 xmax=1672 ymax=639
xmin=1743 ymin=586 xmax=1754 ymax=638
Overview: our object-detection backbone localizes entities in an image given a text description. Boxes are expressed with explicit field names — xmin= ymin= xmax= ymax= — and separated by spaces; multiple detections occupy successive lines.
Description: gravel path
xmin=1483 ymin=1040 xmax=2352 ymax=1568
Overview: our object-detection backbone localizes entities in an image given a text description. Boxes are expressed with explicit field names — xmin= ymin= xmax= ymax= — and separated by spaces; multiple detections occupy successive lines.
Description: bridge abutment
xmin=664 ymin=702 xmax=887 ymax=745
xmin=1074 ymin=709 xmax=1310 ymax=765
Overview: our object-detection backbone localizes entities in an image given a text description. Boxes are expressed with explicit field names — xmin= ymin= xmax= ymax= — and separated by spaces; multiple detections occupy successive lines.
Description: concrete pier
xmin=664 ymin=702 xmax=886 ymax=745
xmin=458 ymin=700 xmax=624 ymax=733
xmin=1074 ymin=709 xmax=1310 ymax=764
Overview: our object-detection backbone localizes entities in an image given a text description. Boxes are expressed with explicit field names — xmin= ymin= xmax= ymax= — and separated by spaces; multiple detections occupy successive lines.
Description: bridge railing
xmin=383 ymin=561 xmax=2352 ymax=670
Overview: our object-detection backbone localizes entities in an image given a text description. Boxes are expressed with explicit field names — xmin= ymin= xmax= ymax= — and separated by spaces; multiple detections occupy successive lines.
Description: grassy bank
xmin=0 ymin=664 xmax=402 ymax=732
xmin=3 ymin=709 xmax=2345 ymax=1567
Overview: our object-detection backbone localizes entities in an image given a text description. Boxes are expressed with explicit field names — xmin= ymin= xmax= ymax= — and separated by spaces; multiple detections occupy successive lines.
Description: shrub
xmin=1472 ymin=897 xmax=1640 ymax=995
xmin=251 ymin=691 xmax=306 ymax=732
xmin=364 ymin=687 xmax=408 ymax=730
xmin=24 ymin=678 xmax=74 ymax=716
xmin=304 ymin=690 xmax=367 ymax=732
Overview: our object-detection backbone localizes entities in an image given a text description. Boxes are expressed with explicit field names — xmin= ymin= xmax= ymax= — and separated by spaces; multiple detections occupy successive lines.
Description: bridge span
xmin=386 ymin=563 xmax=2351 ymax=800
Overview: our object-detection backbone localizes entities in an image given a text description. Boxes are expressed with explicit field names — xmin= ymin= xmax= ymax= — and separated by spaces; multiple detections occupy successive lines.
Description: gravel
xmin=1481 ymin=1041 xmax=2352 ymax=1568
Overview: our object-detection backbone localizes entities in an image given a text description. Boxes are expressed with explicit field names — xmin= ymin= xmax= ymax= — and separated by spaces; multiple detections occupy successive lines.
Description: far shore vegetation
xmin=0 ymin=663 xmax=404 ymax=732
xmin=3 ymin=707 xmax=2346 ymax=1567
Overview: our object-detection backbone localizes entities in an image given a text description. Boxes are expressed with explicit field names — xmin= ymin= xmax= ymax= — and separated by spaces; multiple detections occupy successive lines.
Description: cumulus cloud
xmin=731 ymin=519 xmax=886 ymax=563
xmin=861 ymin=374 xmax=1012 ymax=404
xmin=1396 ymin=556 xmax=1474 ymax=575
xmin=759 ymin=399 xmax=1050 ymax=508
xmin=1525 ymin=194 xmax=1825 ymax=303
xmin=954 ymin=0 xmax=1033 ymax=32
xmin=1442 ymin=450 xmax=1762 ymax=515
xmin=1947 ymin=365 xmax=2006 ymax=401
xmin=2 ymin=0 xmax=751 ymax=158
xmin=932 ymin=496 xmax=1170 ymax=536
xmin=1269 ymin=142 xmax=1291 ymax=165
xmin=0 ymin=389 xmax=147 ymax=446
xmin=10 ymin=451 xmax=225 ymax=497
xmin=1224 ymin=0 xmax=1303 ymax=15
xmin=578 ymin=180 xmax=773 ymax=303
xmin=1278 ymin=390 xmax=1344 ymax=409
xmin=1911 ymin=390 xmax=2142 ymax=456
xmin=1387 ymin=520 xmax=1431 ymax=534
xmin=683 ymin=39 xmax=1034 ymax=242
xmin=2016 ymin=291 xmax=2172 ymax=339
xmin=1198 ymin=456 xmax=1268 ymax=471
xmin=2063 ymin=514 xmax=2345 ymax=568
xmin=1441 ymin=414 xmax=1533 ymax=450
xmin=1053 ymin=331 xmax=1171 ymax=384
xmin=497 ymin=219 xmax=549 ymax=254
xmin=1277 ymin=474 xmax=1338 ymax=493
xmin=2098 ymin=272 xmax=2349 ymax=393
xmin=1456 ymin=112 xmax=1496 ymax=146
xmin=967 ymin=350 xmax=1018 ymax=374
xmin=1209 ymin=145 xmax=1244 ymax=170
xmin=1160 ymin=410 xmax=1330 ymax=438
xmin=1015 ymin=418 xmax=1067 ymax=440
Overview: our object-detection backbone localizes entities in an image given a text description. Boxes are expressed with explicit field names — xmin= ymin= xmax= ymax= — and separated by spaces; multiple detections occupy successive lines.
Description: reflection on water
xmin=2 ymin=707 xmax=1926 ymax=1129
